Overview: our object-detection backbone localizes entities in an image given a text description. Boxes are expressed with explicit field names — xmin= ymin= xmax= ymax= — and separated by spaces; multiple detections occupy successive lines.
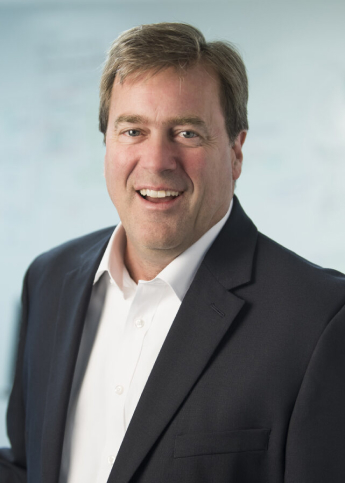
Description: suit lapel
xmin=40 ymin=231 xmax=113 ymax=483
xmin=109 ymin=197 xmax=258 ymax=483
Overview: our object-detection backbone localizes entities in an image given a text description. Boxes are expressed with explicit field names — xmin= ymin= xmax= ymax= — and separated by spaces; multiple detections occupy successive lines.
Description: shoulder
xmin=27 ymin=226 xmax=115 ymax=282
xmin=253 ymin=232 xmax=345 ymax=308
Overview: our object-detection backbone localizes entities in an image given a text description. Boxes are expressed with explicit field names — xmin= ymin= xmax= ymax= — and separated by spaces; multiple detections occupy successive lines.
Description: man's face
xmin=104 ymin=65 xmax=245 ymax=259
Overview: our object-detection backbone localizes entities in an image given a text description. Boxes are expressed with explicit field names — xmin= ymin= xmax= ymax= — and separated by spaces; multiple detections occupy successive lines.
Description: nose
xmin=139 ymin=133 xmax=177 ymax=173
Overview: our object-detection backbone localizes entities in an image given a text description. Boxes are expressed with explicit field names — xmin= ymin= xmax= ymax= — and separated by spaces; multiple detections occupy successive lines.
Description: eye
xmin=181 ymin=130 xmax=198 ymax=138
xmin=125 ymin=129 xmax=141 ymax=137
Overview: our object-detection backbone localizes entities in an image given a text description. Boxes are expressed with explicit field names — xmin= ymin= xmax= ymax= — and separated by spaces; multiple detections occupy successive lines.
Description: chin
xmin=139 ymin=230 xmax=186 ymax=253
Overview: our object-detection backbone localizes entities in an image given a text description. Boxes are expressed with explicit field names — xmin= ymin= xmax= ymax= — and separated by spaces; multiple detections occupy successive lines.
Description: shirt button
xmin=108 ymin=455 xmax=115 ymax=465
xmin=115 ymin=385 xmax=124 ymax=395
xmin=134 ymin=319 xmax=145 ymax=329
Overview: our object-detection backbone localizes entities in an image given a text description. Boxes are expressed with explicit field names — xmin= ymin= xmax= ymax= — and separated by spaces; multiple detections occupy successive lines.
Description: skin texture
xmin=104 ymin=65 xmax=246 ymax=282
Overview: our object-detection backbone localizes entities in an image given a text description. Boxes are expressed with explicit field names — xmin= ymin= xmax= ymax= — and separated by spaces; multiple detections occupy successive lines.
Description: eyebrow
xmin=166 ymin=116 xmax=207 ymax=129
xmin=113 ymin=114 xmax=208 ymax=131
xmin=113 ymin=115 xmax=147 ymax=129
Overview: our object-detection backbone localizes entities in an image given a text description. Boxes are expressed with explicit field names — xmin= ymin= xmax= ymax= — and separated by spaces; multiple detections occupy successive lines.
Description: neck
xmin=124 ymin=244 xmax=179 ymax=283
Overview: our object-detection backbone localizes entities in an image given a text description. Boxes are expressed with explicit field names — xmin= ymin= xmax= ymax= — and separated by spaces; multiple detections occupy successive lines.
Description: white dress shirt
xmin=59 ymin=200 xmax=233 ymax=483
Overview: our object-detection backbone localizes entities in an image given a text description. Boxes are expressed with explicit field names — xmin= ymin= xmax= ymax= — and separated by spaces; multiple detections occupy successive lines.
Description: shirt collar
xmin=94 ymin=199 xmax=233 ymax=301
xmin=93 ymin=223 xmax=136 ymax=293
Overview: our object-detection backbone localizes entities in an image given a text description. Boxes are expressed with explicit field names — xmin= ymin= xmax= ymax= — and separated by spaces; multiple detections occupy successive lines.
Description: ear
xmin=231 ymin=130 xmax=247 ymax=181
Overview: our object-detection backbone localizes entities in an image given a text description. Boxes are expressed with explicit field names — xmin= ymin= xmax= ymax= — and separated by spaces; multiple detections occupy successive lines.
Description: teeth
xmin=139 ymin=189 xmax=180 ymax=198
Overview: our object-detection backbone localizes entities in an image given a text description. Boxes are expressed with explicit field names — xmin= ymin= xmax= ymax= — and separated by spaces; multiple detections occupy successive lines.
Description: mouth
xmin=137 ymin=188 xmax=182 ymax=203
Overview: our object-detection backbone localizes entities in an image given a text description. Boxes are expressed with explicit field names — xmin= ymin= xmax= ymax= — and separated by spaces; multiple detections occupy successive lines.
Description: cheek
xmin=182 ymin=153 xmax=209 ymax=191
xmin=105 ymin=147 xmax=134 ymax=189
xmin=104 ymin=156 xmax=117 ymax=193
xmin=189 ymin=154 xmax=232 ymax=196
xmin=204 ymin=159 xmax=233 ymax=207
xmin=104 ymin=159 xmax=127 ymax=214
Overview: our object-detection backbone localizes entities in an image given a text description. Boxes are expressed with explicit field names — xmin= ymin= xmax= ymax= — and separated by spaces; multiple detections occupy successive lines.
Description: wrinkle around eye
xmin=175 ymin=130 xmax=204 ymax=147
xmin=177 ymin=130 xmax=198 ymax=138
xmin=115 ymin=130 xmax=144 ymax=144
xmin=116 ymin=128 xmax=145 ymax=143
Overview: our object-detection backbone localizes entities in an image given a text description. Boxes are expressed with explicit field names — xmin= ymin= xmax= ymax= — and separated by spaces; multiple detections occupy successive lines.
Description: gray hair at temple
xmin=99 ymin=22 xmax=249 ymax=144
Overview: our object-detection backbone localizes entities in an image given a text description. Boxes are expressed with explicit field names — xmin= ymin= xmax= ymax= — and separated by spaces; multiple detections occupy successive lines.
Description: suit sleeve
xmin=285 ymin=302 xmax=345 ymax=482
xmin=0 ymin=269 xmax=29 ymax=483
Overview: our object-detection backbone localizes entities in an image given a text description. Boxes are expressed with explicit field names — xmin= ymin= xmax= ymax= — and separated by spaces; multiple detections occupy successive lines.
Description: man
xmin=1 ymin=22 xmax=345 ymax=483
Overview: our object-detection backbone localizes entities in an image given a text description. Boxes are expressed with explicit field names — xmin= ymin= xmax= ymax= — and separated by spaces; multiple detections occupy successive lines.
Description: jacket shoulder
xmin=28 ymin=226 xmax=115 ymax=280
xmin=255 ymin=232 xmax=345 ymax=301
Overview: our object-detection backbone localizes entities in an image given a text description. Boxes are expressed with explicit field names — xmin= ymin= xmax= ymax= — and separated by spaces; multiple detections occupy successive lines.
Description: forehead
xmin=109 ymin=65 xmax=224 ymax=123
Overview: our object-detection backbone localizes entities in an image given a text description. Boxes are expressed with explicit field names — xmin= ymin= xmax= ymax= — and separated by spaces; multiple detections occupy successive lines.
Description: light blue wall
xmin=1 ymin=0 xmax=345 ymax=446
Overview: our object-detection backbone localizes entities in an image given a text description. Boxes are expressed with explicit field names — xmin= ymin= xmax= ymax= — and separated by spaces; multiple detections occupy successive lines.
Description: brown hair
xmin=99 ymin=22 xmax=248 ymax=143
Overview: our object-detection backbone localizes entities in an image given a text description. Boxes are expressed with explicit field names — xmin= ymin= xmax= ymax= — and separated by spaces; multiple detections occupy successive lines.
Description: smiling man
xmin=1 ymin=22 xmax=345 ymax=483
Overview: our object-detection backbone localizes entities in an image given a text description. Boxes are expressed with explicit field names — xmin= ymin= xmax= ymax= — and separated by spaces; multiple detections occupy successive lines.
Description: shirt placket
xmin=97 ymin=281 xmax=163 ymax=482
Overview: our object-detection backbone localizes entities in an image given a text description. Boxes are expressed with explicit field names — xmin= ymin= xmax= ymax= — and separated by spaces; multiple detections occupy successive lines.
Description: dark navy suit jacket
xmin=1 ymin=196 xmax=345 ymax=482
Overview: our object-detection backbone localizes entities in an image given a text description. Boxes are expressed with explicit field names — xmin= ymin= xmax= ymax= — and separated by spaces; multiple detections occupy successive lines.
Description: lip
xmin=135 ymin=186 xmax=183 ymax=193
xmin=136 ymin=191 xmax=183 ymax=210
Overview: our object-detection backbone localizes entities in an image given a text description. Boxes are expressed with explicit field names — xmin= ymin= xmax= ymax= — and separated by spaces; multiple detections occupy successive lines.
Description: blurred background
xmin=1 ymin=0 xmax=345 ymax=446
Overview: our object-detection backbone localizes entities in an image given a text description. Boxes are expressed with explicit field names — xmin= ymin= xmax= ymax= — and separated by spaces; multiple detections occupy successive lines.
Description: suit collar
xmin=204 ymin=195 xmax=258 ymax=290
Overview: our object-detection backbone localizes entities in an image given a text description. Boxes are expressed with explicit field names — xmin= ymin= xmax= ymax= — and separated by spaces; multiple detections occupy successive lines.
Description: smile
xmin=136 ymin=188 xmax=183 ymax=207
xmin=139 ymin=189 xmax=180 ymax=198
